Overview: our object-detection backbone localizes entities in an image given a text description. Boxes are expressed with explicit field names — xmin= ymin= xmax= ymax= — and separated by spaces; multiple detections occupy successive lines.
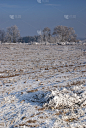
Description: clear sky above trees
xmin=0 ymin=0 xmax=86 ymax=38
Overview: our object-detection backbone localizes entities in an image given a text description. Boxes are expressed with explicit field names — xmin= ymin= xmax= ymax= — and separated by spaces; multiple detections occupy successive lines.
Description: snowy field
xmin=0 ymin=43 xmax=86 ymax=128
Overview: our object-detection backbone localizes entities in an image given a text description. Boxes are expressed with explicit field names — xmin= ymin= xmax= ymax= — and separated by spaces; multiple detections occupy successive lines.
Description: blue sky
xmin=0 ymin=0 xmax=86 ymax=38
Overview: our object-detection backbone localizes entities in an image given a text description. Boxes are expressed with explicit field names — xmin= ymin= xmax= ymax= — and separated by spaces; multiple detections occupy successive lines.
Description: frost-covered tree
xmin=43 ymin=27 xmax=51 ymax=42
xmin=66 ymin=27 xmax=77 ymax=42
xmin=0 ymin=30 xmax=5 ymax=43
xmin=37 ymin=35 xmax=43 ymax=43
xmin=6 ymin=25 xmax=20 ymax=43
xmin=6 ymin=27 xmax=12 ymax=43
xmin=53 ymin=26 xmax=77 ymax=42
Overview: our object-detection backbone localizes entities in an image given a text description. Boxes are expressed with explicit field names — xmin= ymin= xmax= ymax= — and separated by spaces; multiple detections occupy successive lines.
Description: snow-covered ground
xmin=0 ymin=43 xmax=86 ymax=128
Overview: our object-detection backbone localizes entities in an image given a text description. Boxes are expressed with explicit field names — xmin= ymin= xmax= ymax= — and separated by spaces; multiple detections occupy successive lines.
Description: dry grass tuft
xmin=64 ymin=117 xmax=78 ymax=122
xmin=38 ymin=107 xmax=45 ymax=111
xmin=26 ymin=120 xmax=37 ymax=123
xmin=27 ymin=89 xmax=38 ymax=93
xmin=19 ymin=123 xmax=39 ymax=127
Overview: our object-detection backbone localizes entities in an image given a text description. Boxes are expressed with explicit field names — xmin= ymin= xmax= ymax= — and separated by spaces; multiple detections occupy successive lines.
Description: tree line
xmin=0 ymin=25 xmax=78 ymax=43
xmin=38 ymin=26 xmax=78 ymax=43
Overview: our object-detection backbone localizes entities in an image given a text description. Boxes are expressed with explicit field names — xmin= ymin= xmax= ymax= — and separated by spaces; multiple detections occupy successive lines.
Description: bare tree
xmin=0 ymin=30 xmax=5 ymax=43
xmin=6 ymin=25 xmax=20 ymax=43
xmin=43 ymin=27 xmax=51 ymax=42
xmin=53 ymin=26 xmax=77 ymax=42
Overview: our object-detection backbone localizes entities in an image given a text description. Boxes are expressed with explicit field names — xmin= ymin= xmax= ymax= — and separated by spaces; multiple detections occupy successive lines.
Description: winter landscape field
xmin=0 ymin=43 xmax=86 ymax=128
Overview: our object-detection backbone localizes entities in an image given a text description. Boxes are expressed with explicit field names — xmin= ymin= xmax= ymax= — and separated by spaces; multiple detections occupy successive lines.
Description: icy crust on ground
xmin=1 ymin=85 xmax=86 ymax=128
xmin=29 ymin=84 xmax=86 ymax=127
xmin=1 ymin=82 xmax=86 ymax=128
xmin=0 ymin=44 xmax=86 ymax=128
